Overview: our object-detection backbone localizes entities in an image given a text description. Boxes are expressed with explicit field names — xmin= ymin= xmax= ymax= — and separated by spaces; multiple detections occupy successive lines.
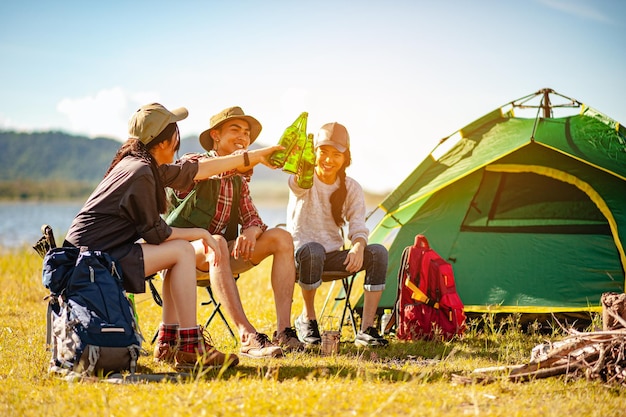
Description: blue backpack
xmin=42 ymin=247 xmax=143 ymax=377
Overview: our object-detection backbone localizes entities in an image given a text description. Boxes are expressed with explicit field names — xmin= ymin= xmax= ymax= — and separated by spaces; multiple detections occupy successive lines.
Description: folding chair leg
xmin=201 ymin=286 xmax=238 ymax=344
xmin=148 ymin=279 xmax=239 ymax=346
xmin=338 ymin=276 xmax=358 ymax=340
xmin=319 ymin=280 xmax=337 ymax=320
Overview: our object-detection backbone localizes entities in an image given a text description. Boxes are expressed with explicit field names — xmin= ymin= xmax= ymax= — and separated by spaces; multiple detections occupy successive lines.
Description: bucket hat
xmin=315 ymin=122 xmax=350 ymax=153
xmin=199 ymin=106 xmax=262 ymax=151
xmin=128 ymin=103 xmax=188 ymax=145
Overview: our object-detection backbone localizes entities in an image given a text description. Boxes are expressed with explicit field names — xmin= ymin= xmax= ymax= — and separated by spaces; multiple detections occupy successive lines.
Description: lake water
xmin=0 ymin=201 xmax=290 ymax=249
xmin=0 ymin=200 xmax=384 ymax=249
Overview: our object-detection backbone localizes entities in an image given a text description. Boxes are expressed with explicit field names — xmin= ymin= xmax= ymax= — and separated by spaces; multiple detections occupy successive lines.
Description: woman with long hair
xmin=287 ymin=122 xmax=389 ymax=347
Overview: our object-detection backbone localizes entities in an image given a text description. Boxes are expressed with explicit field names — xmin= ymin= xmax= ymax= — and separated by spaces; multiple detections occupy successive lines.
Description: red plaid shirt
xmin=175 ymin=150 xmax=267 ymax=236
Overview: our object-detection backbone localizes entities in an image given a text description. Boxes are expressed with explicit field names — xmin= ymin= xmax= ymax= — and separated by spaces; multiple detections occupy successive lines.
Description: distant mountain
xmin=0 ymin=130 xmax=385 ymax=204
xmin=0 ymin=131 xmax=120 ymax=182
xmin=0 ymin=130 xmax=286 ymax=199
xmin=0 ymin=130 xmax=284 ymax=182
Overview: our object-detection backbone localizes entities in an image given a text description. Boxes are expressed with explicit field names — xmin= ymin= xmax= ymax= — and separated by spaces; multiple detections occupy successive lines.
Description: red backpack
xmin=395 ymin=235 xmax=466 ymax=340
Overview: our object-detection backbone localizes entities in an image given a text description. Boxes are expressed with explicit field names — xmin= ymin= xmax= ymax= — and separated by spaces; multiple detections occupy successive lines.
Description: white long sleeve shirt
xmin=287 ymin=174 xmax=369 ymax=252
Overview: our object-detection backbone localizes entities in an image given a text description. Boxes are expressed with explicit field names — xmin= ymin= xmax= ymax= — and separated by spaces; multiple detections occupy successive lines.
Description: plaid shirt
xmin=176 ymin=150 xmax=267 ymax=236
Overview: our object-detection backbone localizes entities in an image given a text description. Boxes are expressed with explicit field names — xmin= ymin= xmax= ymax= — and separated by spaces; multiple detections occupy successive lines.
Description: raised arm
xmin=194 ymin=145 xmax=283 ymax=180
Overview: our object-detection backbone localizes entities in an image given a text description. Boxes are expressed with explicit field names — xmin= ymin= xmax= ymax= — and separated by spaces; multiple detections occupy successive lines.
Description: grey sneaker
xmin=240 ymin=332 xmax=284 ymax=358
xmin=295 ymin=315 xmax=321 ymax=346
xmin=273 ymin=327 xmax=305 ymax=352
xmin=355 ymin=326 xmax=389 ymax=347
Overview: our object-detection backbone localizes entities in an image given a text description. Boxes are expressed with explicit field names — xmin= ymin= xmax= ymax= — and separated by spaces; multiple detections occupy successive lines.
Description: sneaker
xmin=294 ymin=315 xmax=321 ymax=346
xmin=273 ymin=327 xmax=305 ymax=352
xmin=355 ymin=326 xmax=389 ymax=347
xmin=240 ymin=332 xmax=284 ymax=358
xmin=175 ymin=326 xmax=239 ymax=370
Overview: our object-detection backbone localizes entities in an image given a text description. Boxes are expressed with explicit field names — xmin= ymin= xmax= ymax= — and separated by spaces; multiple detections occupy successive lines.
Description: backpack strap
xmin=394 ymin=246 xmax=412 ymax=330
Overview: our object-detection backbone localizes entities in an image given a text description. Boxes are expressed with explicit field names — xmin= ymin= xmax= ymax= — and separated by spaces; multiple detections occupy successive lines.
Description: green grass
xmin=1 ymin=246 xmax=625 ymax=416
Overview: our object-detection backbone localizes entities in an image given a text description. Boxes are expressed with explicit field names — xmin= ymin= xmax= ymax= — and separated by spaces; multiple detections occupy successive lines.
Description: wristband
xmin=243 ymin=151 xmax=250 ymax=167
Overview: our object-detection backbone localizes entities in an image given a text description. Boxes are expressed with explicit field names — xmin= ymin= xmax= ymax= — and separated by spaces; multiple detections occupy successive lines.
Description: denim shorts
xmin=295 ymin=242 xmax=388 ymax=291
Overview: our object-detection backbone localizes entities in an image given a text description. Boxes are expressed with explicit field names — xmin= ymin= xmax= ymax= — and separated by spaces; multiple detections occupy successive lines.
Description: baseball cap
xmin=315 ymin=122 xmax=350 ymax=153
xmin=128 ymin=103 xmax=188 ymax=145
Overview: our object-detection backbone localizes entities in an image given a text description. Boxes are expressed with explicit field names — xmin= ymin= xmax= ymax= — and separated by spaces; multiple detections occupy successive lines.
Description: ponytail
xmin=329 ymin=149 xmax=351 ymax=227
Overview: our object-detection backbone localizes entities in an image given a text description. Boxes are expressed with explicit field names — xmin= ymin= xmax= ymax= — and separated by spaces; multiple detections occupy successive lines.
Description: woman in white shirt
xmin=287 ymin=122 xmax=389 ymax=347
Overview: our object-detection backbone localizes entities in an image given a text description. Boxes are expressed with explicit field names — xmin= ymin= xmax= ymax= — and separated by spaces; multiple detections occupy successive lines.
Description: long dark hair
xmin=105 ymin=123 xmax=178 ymax=214
xmin=329 ymin=149 xmax=352 ymax=227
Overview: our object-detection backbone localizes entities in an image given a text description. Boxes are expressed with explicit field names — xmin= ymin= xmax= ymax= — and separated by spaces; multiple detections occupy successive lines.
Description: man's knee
xmin=261 ymin=227 xmax=294 ymax=254
xmin=214 ymin=235 xmax=229 ymax=251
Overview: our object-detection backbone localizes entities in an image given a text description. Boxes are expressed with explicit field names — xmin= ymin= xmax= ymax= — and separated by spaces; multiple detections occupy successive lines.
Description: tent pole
xmin=541 ymin=88 xmax=552 ymax=118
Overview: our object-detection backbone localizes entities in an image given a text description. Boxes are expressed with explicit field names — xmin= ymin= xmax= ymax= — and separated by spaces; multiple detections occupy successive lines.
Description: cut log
xmin=601 ymin=292 xmax=626 ymax=331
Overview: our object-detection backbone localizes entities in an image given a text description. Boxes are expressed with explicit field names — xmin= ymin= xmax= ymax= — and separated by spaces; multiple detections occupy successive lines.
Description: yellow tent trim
xmin=486 ymin=163 xmax=626 ymax=287
xmin=382 ymin=141 xmax=530 ymax=220
xmin=538 ymin=141 xmax=626 ymax=183
xmin=464 ymin=305 xmax=602 ymax=314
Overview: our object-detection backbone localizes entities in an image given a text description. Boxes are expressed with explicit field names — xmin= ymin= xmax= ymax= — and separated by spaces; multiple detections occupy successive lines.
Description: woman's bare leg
xmin=142 ymin=240 xmax=198 ymax=328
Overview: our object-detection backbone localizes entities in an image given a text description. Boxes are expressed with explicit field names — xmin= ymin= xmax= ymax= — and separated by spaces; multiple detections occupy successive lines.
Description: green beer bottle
xmin=269 ymin=112 xmax=308 ymax=168
xmin=297 ymin=133 xmax=315 ymax=188
xmin=283 ymin=127 xmax=307 ymax=174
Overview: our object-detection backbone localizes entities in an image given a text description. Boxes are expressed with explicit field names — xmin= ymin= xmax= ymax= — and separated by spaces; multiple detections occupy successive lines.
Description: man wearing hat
xmin=169 ymin=106 xmax=304 ymax=358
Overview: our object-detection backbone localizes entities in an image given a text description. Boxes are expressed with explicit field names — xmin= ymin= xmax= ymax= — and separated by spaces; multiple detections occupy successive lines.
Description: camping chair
xmin=276 ymin=223 xmax=359 ymax=340
xmin=33 ymin=225 xmax=58 ymax=347
xmin=33 ymin=224 xmax=57 ymax=258
xmin=197 ymin=275 xmax=240 ymax=343
xmin=147 ymin=271 xmax=242 ymax=346
xmin=317 ymin=270 xmax=359 ymax=340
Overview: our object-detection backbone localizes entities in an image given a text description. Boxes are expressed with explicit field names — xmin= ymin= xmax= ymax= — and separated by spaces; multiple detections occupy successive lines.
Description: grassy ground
xmin=1 ymin=246 xmax=625 ymax=417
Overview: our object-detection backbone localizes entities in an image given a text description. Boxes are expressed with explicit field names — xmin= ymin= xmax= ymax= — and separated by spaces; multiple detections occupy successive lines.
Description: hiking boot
xmin=355 ymin=326 xmax=389 ymax=347
xmin=175 ymin=326 xmax=239 ymax=370
xmin=272 ymin=327 xmax=305 ymax=352
xmin=295 ymin=314 xmax=321 ymax=346
xmin=153 ymin=341 xmax=177 ymax=365
xmin=240 ymin=332 xmax=284 ymax=358
xmin=153 ymin=323 xmax=178 ymax=365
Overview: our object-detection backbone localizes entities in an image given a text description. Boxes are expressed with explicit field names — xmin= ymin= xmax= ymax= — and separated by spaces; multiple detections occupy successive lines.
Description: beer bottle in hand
xmin=269 ymin=112 xmax=308 ymax=168
xmin=283 ymin=126 xmax=307 ymax=174
xmin=297 ymin=133 xmax=315 ymax=188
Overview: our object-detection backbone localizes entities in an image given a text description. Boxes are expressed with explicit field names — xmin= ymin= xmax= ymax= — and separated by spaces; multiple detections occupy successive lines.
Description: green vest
xmin=165 ymin=175 xmax=242 ymax=241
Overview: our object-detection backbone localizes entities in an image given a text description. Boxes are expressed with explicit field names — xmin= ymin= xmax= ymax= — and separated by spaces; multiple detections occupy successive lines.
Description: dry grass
xmin=1 ymin=246 xmax=626 ymax=417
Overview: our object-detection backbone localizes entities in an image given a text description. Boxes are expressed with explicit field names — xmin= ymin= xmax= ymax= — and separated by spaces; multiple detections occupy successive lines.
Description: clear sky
xmin=1 ymin=0 xmax=624 ymax=193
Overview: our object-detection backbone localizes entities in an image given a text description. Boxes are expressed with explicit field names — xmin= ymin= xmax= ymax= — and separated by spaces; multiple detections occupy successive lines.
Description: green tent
xmin=358 ymin=88 xmax=626 ymax=319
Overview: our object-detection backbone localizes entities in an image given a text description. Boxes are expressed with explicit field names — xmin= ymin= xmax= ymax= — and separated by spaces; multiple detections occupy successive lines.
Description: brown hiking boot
xmin=153 ymin=341 xmax=176 ymax=365
xmin=175 ymin=326 xmax=239 ymax=370
xmin=273 ymin=327 xmax=305 ymax=352
xmin=175 ymin=348 xmax=239 ymax=370
xmin=240 ymin=332 xmax=284 ymax=358
xmin=153 ymin=323 xmax=178 ymax=365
